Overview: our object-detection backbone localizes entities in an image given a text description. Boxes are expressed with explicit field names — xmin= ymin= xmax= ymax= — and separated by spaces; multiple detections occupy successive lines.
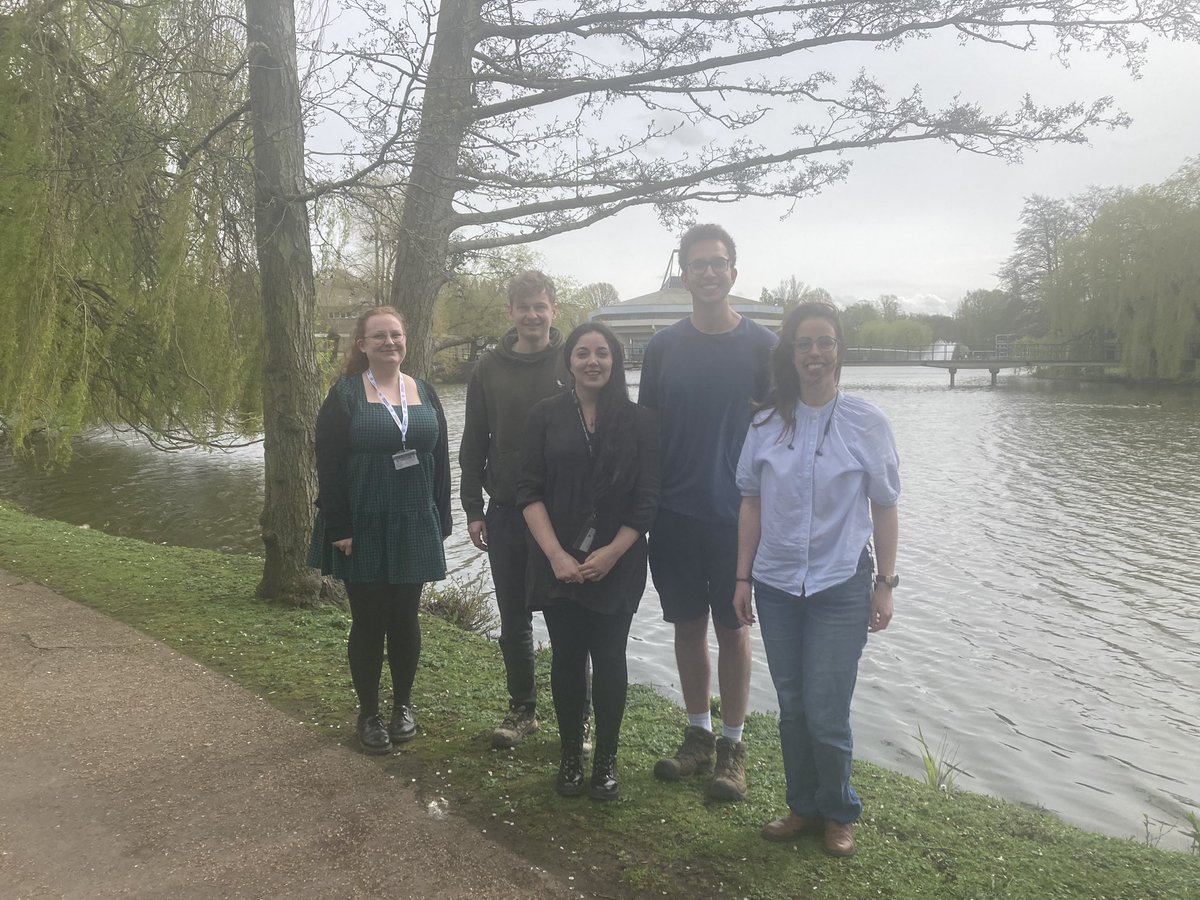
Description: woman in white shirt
xmin=733 ymin=301 xmax=900 ymax=858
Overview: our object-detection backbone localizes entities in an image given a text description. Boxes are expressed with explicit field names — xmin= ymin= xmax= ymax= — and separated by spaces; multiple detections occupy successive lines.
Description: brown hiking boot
xmin=492 ymin=705 xmax=538 ymax=749
xmin=653 ymin=725 xmax=716 ymax=781
xmin=707 ymin=736 xmax=747 ymax=802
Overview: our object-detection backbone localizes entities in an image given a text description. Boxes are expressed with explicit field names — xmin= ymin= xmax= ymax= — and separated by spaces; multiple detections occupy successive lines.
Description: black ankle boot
xmin=357 ymin=713 xmax=392 ymax=755
xmin=556 ymin=735 xmax=585 ymax=797
xmin=588 ymin=750 xmax=619 ymax=801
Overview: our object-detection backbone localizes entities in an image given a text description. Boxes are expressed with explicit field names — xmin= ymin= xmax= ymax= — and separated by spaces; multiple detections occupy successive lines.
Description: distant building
xmin=588 ymin=255 xmax=783 ymax=362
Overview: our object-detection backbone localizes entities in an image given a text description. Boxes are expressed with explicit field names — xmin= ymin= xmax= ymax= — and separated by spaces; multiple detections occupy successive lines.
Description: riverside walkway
xmin=0 ymin=570 xmax=578 ymax=899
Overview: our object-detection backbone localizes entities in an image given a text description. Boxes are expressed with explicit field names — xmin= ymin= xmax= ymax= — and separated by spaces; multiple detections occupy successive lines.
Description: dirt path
xmin=0 ymin=571 xmax=579 ymax=899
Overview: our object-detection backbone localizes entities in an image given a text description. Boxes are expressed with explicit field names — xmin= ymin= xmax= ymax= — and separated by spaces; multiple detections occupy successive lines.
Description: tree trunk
xmin=246 ymin=0 xmax=322 ymax=605
xmin=388 ymin=0 xmax=480 ymax=378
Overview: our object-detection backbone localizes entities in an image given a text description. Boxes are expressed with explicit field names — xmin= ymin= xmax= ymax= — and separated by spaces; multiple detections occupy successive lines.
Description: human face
xmin=358 ymin=313 xmax=406 ymax=369
xmin=509 ymin=290 xmax=557 ymax=350
xmin=681 ymin=238 xmax=737 ymax=306
xmin=569 ymin=330 xmax=613 ymax=396
xmin=792 ymin=316 xmax=841 ymax=397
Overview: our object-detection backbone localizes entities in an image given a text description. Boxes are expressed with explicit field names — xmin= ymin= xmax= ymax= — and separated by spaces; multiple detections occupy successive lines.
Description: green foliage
xmin=858 ymin=318 xmax=934 ymax=350
xmin=841 ymin=300 xmax=881 ymax=346
xmin=0 ymin=1 xmax=262 ymax=461
xmin=914 ymin=724 xmax=964 ymax=792
xmin=1183 ymin=811 xmax=1200 ymax=855
xmin=1043 ymin=161 xmax=1200 ymax=381
xmin=877 ymin=293 xmax=902 ymax=321
xmin=956 ymin=288 xmax=1019 ymax=348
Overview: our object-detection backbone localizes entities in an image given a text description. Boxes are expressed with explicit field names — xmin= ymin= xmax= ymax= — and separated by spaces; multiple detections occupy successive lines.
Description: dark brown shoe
xmin=823 ymin=820 xmax=857 ymax=857
xmin=761 ymin=813 xmax=824 ymax=842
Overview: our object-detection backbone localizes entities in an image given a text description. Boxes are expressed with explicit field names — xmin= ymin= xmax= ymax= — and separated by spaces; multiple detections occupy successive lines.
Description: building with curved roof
xmin=588 ymin=267 xmax=783 ymax=363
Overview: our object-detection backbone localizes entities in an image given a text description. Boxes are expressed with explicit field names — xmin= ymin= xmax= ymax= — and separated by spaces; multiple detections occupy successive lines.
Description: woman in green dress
xmin=310 ymin=306 xmax=452 ymax=754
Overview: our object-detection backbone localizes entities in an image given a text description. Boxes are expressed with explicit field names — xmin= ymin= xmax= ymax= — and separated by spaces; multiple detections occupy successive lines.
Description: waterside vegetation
xmin=2 ymin=501 xmax=1198 ymax=899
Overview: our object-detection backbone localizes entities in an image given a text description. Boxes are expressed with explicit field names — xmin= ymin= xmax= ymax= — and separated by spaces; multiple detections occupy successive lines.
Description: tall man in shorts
xmin=638 ymin=224 xmax=776 ymax=801
xmin=460 ymin=271 xmax=568 ymax=748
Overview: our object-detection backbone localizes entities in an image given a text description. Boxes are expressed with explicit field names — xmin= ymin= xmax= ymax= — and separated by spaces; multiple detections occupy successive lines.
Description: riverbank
xmin=2 ymin=501 xmax=1198 ymax=899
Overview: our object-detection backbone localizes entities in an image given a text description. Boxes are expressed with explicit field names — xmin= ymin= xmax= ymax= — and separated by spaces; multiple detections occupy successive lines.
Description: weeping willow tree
xmin=1044 ymin=160 xmax=1200 ymax=380
xmin=0 ymin=0 xmax=262 ymax=465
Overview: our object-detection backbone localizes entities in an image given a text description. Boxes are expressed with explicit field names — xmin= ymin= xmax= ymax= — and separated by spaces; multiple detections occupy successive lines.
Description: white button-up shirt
xmin=735 ymin=392 xmax=900 ymax=597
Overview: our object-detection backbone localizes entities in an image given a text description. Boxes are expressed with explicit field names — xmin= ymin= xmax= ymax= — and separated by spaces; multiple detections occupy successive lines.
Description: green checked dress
xmin=309 ymin=374 xmax=451 ymax=584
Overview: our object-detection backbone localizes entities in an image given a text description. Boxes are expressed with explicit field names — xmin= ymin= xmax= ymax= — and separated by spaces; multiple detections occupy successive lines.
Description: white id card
xmin=392 ymin=449 xmax=419 ymax=470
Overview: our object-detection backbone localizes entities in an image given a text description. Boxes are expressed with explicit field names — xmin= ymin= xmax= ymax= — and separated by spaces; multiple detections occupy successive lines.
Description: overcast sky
xmin=527 ymin=36 xmax=1200 ymax=316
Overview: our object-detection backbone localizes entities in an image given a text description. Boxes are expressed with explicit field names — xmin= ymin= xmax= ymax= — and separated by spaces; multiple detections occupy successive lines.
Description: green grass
xmin=3 ymin=500 xmax=1199 ymax=899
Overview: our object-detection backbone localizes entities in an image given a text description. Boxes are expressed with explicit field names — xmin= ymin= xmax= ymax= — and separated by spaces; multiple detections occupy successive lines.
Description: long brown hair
xmin=755 ymin=302 xmax=845 ymax=443
xmin=340 ymin=306 xmax=406 ymax=377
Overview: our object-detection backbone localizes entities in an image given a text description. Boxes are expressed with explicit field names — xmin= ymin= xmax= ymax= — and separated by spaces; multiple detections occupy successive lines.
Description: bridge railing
xmin=844 ymin=342 xmax=1119 ymax=364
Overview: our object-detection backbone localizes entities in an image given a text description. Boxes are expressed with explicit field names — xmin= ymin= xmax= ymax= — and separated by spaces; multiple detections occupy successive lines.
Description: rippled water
xmin=2 ymin=368 xmax=1197 ymax=848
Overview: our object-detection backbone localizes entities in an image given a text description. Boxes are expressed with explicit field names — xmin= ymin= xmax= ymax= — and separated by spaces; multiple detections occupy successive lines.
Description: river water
xmin=2 ymin=367 xmax=1198 ymax=849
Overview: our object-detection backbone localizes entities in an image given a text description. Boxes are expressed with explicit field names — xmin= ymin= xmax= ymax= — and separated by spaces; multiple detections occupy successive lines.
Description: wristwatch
xmin=874 ymin=574 xmax=900 ymax=588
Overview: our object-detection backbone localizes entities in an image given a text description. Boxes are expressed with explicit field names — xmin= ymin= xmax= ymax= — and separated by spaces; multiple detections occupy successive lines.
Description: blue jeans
xmin=754 ymin=552 xmax=872 ymax=824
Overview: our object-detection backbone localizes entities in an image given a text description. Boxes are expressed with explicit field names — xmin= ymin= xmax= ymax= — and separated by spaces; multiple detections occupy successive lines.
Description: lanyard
xmin=572 ymin=391 xmax=594 ymax=460
xmin=367 ymin=369 xmax=408 ymax=448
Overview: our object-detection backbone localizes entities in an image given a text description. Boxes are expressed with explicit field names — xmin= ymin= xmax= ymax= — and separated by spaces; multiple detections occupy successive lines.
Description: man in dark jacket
xmin=460 ymin=270 xmax=568 ymax=747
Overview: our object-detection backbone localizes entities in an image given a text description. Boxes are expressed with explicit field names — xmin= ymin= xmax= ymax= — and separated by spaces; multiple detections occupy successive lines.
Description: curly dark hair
xmin=755 ymin=301 xmax=845 ymax=443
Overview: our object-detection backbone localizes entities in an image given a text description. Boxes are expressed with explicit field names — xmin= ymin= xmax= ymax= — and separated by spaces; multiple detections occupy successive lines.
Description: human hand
xmin=550 ymin=550 xmax=583 ymax=583
xmin=733 ymin=581 xmax=755 ymax=627
xmin=333 ymin=538 xmax=353 ymax=557
xmin=579 ymin=544 xmax=621 ymax=581
xmin=869 ymin=585 xmax=893 ymax=633
xmin=468 ymin=519 xmax=488 ymax=551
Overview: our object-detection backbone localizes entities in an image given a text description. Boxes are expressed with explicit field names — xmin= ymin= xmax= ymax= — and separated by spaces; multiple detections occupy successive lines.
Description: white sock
xmin=687 ymin=711 xmax=713 ymax=733
xmin=722 ymin=723 xmax=744 ymax=743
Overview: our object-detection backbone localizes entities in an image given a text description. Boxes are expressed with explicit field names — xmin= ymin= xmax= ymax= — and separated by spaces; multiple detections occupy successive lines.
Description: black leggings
xmin=346 ymin=581 xmax=423 ymax=716
xmin=543 ymin=604 xmax=633 ymax=756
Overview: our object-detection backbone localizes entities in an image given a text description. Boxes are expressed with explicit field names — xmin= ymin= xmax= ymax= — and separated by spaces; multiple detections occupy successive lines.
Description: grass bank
xmin=2 ymin=501 xmax=1197 ymax=899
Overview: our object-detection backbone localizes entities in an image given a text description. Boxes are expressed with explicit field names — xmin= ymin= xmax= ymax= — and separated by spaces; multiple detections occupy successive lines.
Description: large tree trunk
xmin=246 ymin=0 xmax=323 ymax=605
xmin=388 ymin=0 xmax=480 ymax=377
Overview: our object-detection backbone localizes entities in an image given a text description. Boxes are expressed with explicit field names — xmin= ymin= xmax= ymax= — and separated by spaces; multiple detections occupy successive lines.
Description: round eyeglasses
xmin=793 ymin=336 xmax=839 ymax=352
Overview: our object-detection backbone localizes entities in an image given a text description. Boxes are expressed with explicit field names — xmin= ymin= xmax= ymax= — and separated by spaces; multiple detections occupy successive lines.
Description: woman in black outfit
xmin=518 ymin=322 xmax=660 ymax=800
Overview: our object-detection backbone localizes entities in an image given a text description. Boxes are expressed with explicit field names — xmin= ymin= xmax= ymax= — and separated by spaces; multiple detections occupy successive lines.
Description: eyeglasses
xmin=366 ymin=331 xmax=405 ymax=343
xmin=685 ymin=257 xmax=731 ymax=274
xmin=793 ymin=336 xmax=839 ymax=352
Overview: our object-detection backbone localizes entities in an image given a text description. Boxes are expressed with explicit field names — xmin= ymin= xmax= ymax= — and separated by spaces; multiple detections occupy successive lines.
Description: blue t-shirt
xmin=638 ymin=316 xmax=776 ymax=522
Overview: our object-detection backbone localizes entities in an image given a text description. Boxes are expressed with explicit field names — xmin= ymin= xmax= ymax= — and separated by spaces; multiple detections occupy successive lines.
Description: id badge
xmin=392 ymin=449 xmax=419 ymax=471
xmin=572 ymin=512 xmax=597 ymax=553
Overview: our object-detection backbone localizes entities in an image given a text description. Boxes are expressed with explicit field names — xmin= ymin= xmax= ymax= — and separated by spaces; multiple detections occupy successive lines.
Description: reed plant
xmin=914 ymin=723 xmax=964 ymax=792
xmin=1182 ymin=811 xmax=1200 ymax=855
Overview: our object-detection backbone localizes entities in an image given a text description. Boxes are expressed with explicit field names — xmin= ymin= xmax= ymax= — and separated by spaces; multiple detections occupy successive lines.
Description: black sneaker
xmin=357 ymin=713 xmax=392 ymax=755
xmin=492 ymin=706 xmax=538 ymax=749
